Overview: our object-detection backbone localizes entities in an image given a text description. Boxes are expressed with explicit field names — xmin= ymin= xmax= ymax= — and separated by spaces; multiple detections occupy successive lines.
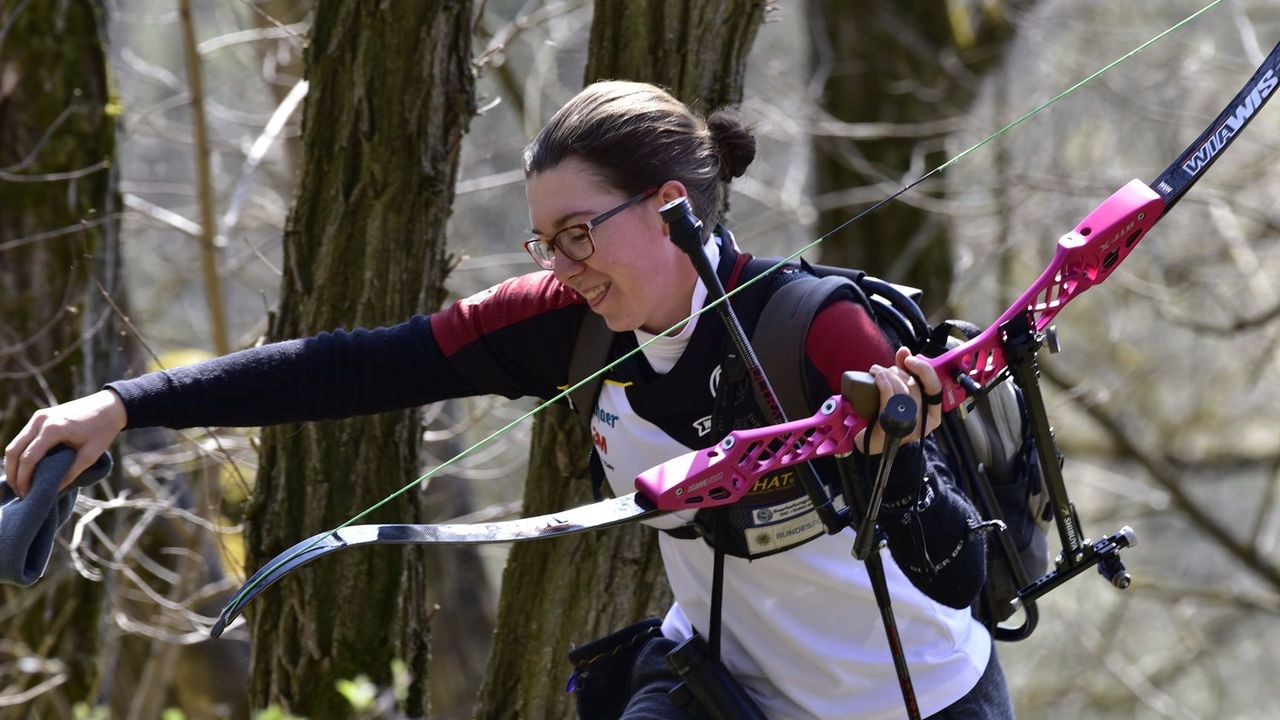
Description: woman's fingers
xmin=900 ymin=353 xmax=943 ymax=435
xmin=3 ymin=390 xmax=126 ymax=498
xmin=899 ymin=350 xmax=942 ymax=398
xmin=869 ymin=354 xmax=941 ymax=440
xmin=4 ymin=413 xmax=46 ymax=498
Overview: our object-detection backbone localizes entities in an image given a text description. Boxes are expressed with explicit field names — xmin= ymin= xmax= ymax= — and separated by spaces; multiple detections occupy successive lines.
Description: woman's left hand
xmin=854 ymin=346 xmax=943 ymax=454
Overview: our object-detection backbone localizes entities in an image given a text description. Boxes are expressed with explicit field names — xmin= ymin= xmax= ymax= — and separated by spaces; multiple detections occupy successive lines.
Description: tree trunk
xmin=0 ymin=0 xmax=123 ymax=716
xmin=248 ymin=3 xmax=475 ymax=718
xmin=475 ymin=3 xmax=766 ymax=718
xmin=808 ymin=0 xmax=1030 ymax=314
xmin=583 ymin=0 xmax=764 ymax=115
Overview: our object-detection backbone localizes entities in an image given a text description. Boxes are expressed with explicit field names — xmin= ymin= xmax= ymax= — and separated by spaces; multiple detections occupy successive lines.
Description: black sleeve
xmin=108 ymin=315 xmax=481 ymax=430
xmin=804 ymin=325 xmax=986 ymax=609
xmin=854 ymin=439 xmax=987 ymax=609
xmin=108 ymin=270 xmax=588 ymax=431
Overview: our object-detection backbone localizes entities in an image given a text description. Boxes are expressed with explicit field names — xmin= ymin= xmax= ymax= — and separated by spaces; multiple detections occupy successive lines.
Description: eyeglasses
xmin=524 ymin=188 xmax=658 ymax=271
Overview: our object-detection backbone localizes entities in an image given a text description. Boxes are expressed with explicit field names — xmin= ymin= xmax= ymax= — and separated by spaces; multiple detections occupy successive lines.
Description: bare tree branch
xmin=1040 ymin=361 xmax=1280 ymax=594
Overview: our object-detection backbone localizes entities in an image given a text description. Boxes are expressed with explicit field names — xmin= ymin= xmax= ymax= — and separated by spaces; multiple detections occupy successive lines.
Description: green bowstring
xmin=220 ymin=0 xmax=1224 ymax=620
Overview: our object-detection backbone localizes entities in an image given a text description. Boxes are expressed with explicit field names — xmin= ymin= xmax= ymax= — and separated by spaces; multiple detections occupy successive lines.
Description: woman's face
xmin=526 ymin=157 xmax=697 ymax=333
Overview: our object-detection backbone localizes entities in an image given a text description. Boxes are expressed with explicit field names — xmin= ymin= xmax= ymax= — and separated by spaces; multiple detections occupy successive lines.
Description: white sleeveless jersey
xmin=589 ymin=240 xmax=991 ymax=720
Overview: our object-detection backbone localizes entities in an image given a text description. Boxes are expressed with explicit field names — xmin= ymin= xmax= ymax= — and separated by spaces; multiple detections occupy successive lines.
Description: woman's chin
xmin=600 ymin=313 xmax=638 ymax=332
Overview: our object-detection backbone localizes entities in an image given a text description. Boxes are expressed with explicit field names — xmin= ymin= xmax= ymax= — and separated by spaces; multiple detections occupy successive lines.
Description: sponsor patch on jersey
xmin=595 ymin=406 xmax=619 ymax=428
xmin=746 ymin=514 xmax=825 ymax=554
xmin=751 ymin=495 xmax=816 ymax=525
xmin=743 ymin=495 xmax=846 ymax=554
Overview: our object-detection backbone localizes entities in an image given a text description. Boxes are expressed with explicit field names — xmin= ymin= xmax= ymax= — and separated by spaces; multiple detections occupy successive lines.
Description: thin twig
xmin=0 ymin=0 xmax=33 ymax=62
xmin=0 ymin=159 xmax=110 ymax=183
xmin=474 ymin=0 xmax=583 ymax=70
xmin=0 ymin=214 xmax=126 ymax=252
xmin=0 ymin=307 xmax=111 ymax=380
xmin=1251 ymin=460 xmax=1280 ymax=553
xmin=197 ymin=22 xmax=310 ymax=56
xmin=234 ymin=0 xmax=306 ymax=49
xmin=0 ymin=103 xmax=84 ymax=173
xmin=89 ymin=274 xmax=254 ymax=496
xmin=1079 ymin=621 xmax=1202 ymax=720
xmin=177 ymin=0 xmax=229 ymax=355
xmin=1134 ymin=578 xmax=1280 ymax=614
xmin=0 ymin=671 xmax=68 ymax=708
xmin=122 ymin=192 xmax=202 ymax=237
xmin=221 ymin=79 xmax=309 ymax=233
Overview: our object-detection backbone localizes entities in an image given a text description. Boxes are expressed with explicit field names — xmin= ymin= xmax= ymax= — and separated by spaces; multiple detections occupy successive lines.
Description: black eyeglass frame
xmin=523 ymin=187 xmax=659 ymax=270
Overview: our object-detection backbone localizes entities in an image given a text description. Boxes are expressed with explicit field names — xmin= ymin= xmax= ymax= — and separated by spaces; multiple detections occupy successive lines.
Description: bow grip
xmin=926 ymin=179 xmax=1166 ymax=410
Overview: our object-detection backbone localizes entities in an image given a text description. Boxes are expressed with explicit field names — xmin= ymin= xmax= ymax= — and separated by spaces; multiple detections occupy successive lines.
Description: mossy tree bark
xmin=0 ymin=0 xmax=123 ymax=716
xmin=475 ymin=2 xmax=767 ymax=718
xmin=248 ymin=2 xmax=476 ymax=718
xmin=808 ymin=0 xmax=1033 ymax=314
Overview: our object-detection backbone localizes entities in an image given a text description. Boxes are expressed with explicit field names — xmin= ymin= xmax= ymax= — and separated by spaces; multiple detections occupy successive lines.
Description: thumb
xmin=63 ymin=443 xmax=108 ymax=493
xmin=894 ymin=345 xmax=912 ymax=369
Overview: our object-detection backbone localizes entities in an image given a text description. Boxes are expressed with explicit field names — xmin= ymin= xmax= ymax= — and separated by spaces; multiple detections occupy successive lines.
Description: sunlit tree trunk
xmin=475 ymin=2 xmax=767 ymax=718
xmin=248 ymin=3 xmax=475 ymax=717
xmin=0 ymin=0 xmax=123 ymax=716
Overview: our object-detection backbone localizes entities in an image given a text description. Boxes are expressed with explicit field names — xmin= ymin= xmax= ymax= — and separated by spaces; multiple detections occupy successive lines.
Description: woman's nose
xmin=553 ymin=253 xmax=585 ymax=281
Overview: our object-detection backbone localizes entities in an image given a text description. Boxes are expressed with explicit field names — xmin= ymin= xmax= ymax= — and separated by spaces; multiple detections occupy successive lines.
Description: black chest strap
xmin=567 ymin=310 xmax=612 ymax=431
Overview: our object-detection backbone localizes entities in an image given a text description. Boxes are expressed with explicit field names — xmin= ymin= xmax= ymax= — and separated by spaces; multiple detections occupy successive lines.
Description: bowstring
xmin=220 ymin=0 xmax=1225 ymax=618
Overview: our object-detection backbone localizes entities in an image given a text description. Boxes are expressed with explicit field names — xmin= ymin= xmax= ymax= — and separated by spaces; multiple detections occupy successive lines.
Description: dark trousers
xmin=570 ymin=622 xmax=1014 ymax=720
xmin=924 ymin=645 xmax=1015 ymax=720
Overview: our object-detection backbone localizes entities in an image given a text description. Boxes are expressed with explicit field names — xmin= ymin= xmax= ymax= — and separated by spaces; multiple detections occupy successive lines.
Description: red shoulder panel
xmin=431 ymin=271 xmax=582 ymax=357
xmin=805 ymin=300 xmax=895 ymax=392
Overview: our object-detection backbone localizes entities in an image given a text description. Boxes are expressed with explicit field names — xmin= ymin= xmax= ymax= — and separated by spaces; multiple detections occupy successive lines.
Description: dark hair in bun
xmin=708 ymin=111 xmax=757 ymax=182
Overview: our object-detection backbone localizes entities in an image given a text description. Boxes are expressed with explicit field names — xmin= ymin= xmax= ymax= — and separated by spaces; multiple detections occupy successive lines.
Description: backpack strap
xmin=565 ymin=310 xmax=615 ymax=502
xmin=566 ymin=310 xmax=612 ymax=429
xmin=754 ymin=274 xmax=861 ymax=421
xmin=747 ymin=257 xmax=923 ymax=420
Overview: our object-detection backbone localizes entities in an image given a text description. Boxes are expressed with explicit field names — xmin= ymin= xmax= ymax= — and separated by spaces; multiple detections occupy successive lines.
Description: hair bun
xmin=707 ymin=111 xmax=757 ymax=181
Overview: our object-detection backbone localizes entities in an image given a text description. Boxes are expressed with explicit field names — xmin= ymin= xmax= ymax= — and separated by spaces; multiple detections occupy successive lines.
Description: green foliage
xmin=389 ymin=659 xmax=409 ymax=706
xmin=254 ymin=705 xmax=306 ymax=720
xmin=161 ymin=709 xmax=186 ymax=720
xmin=335 ymin=676 xmax=377 ymax=712
xmin=71 ymin=705 xmax=109 ymax=720
xmin=331 ymin=660 xmax=413 ymax=719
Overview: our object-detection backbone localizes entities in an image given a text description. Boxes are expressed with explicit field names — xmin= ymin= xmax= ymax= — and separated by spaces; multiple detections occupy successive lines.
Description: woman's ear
xmin=659 ymin=180 xmax=688 ymax=206
xmin=656 ymin=180 xmax=687 ymax=237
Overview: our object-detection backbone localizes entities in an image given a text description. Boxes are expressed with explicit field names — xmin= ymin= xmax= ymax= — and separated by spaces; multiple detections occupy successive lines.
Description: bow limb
xmin=211 ymin=494 xmax=661 ymax=637
xmin=211 ymin=529 xmax=348 ymax=638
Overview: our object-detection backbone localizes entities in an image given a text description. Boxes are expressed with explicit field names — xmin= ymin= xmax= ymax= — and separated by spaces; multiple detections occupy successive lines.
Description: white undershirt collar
xmin=633 ymin=233 xmax=721 ymax=375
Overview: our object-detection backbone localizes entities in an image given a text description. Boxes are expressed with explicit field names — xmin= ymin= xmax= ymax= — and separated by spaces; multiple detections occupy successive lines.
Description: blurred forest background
xmin=2 ymin=0 xmax=1279 ymax=718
